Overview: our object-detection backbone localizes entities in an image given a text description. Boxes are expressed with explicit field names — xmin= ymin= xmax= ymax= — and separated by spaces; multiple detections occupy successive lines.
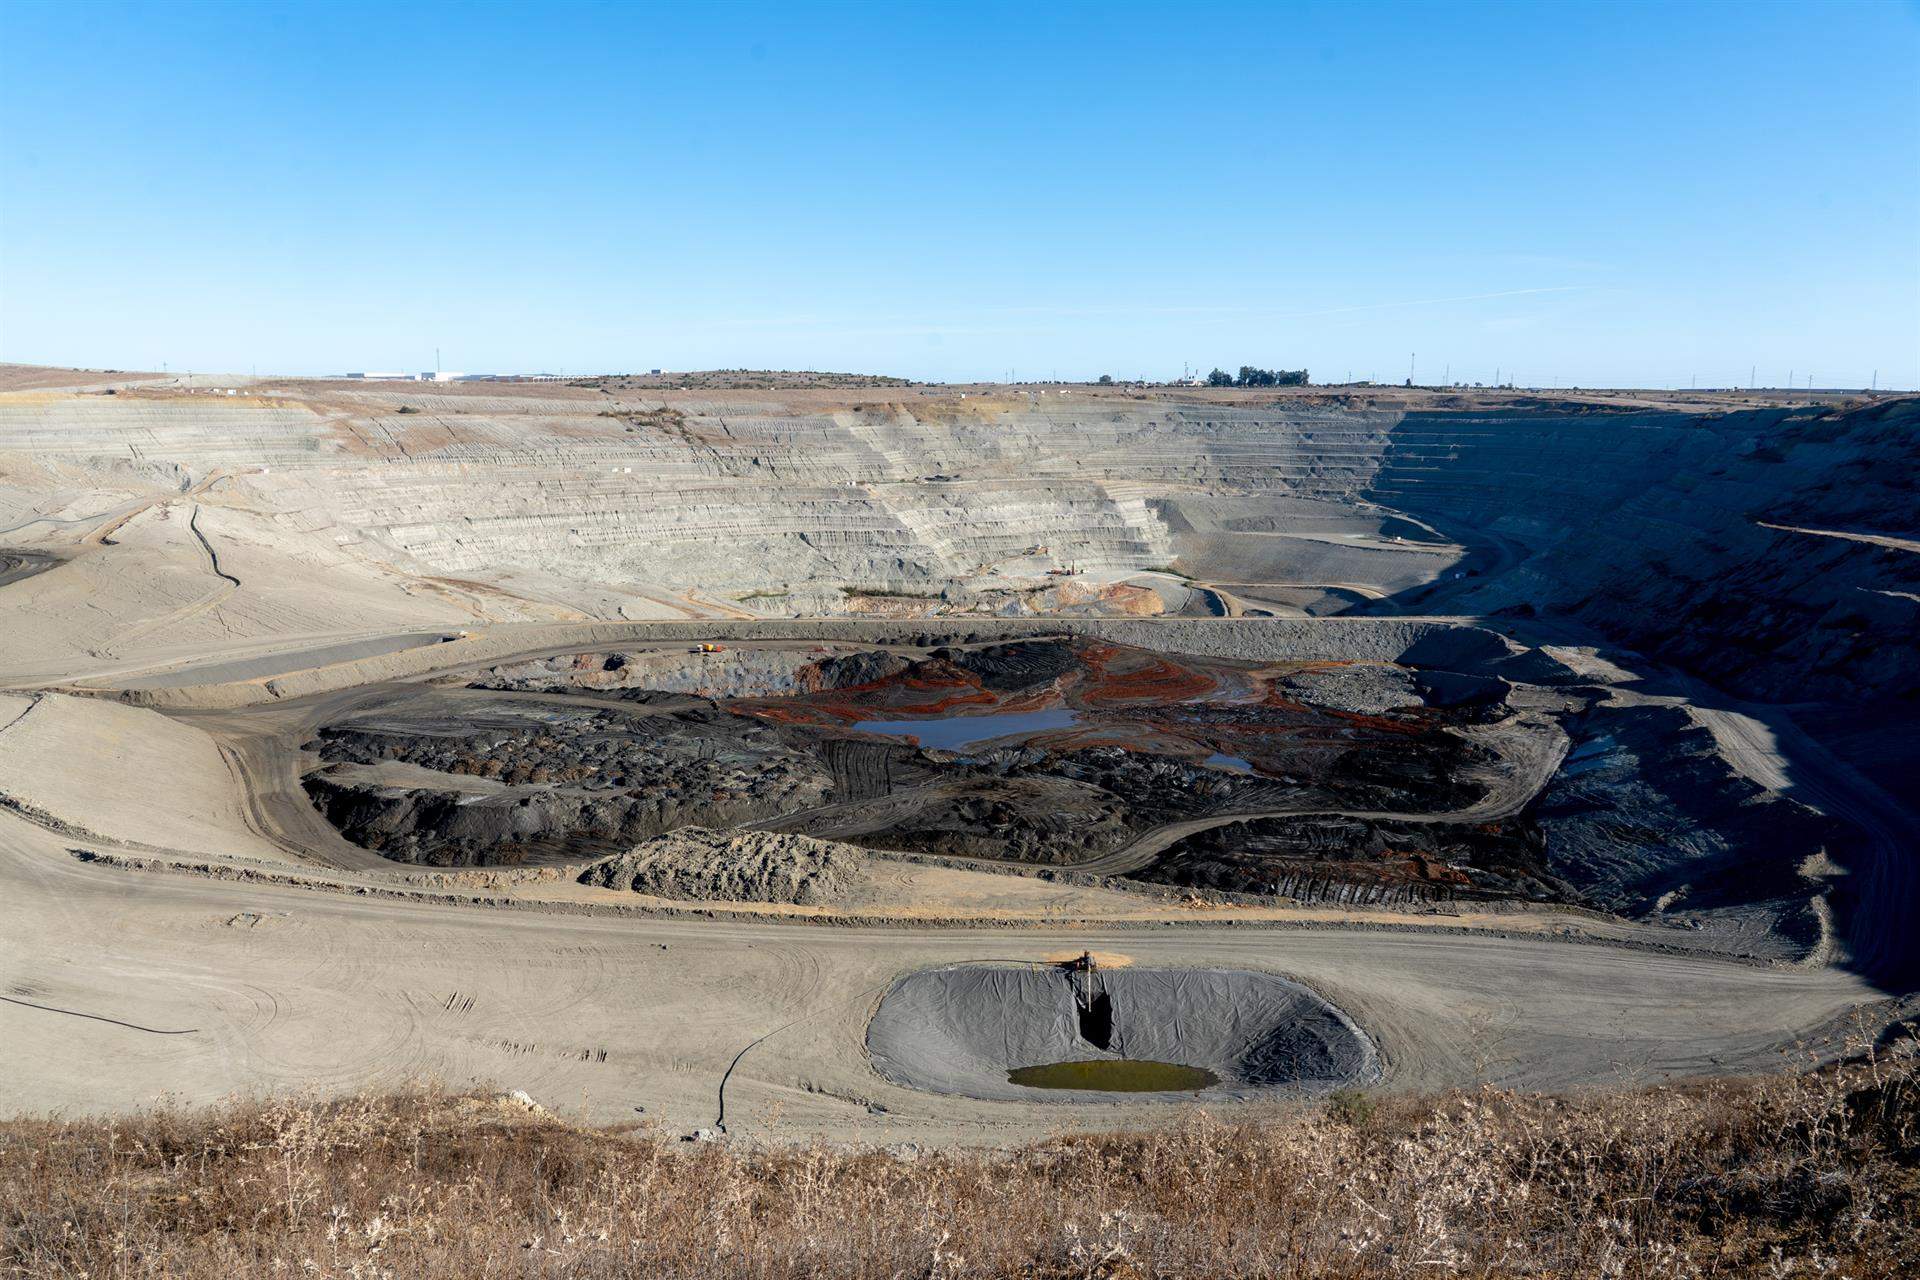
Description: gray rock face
xmin=579 ymin=827 xmax=862 ymax=905
xmin=473 ymin=647 xmax=913 ymax=700
xmin=303 ymin=695 xmax=834 ymax=865
xmin=1266 ymin=663 xmax=1424 ymax=714
xmin=1534 ymin=702 xmax=1838 ymax=949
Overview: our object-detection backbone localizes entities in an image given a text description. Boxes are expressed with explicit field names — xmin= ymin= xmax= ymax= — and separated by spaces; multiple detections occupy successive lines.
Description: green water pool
xmin=1006 ymin=1059 xmax=1220 ymax=1092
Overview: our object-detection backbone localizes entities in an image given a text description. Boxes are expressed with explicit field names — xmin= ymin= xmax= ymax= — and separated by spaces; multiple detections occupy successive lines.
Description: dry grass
xmin=3 ymin=1054 xmax=1916 ymax=1278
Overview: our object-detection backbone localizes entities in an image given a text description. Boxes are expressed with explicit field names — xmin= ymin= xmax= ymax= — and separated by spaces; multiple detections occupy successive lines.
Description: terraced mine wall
xmin=7 ymin=388 xmax=1912 ymax=707
xmin=1372 ymin=399 xmax=1920 ymax=704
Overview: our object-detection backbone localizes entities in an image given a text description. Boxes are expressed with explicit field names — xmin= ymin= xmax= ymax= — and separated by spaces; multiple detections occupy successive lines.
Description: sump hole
xmin=1077 ymin=990 xmax=1113 ymax=1049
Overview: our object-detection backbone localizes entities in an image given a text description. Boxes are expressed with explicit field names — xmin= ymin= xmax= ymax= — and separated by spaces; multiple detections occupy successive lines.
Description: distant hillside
xmin=0 ymin=362 xmax=165 ymax=392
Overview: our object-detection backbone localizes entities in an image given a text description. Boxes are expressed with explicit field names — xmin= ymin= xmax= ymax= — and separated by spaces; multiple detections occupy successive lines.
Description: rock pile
xmin=579 ymin=827 xmax=862 ymax=904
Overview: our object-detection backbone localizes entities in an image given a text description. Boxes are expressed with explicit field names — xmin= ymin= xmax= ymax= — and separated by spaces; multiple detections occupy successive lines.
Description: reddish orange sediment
xmin=1406 ymin=854 xmax=1473 ymax=886
xmin=1076 ymin=644 xmax=1219 ymax=707
xmin=1323 ymin=709 xmax=1434 ymax=736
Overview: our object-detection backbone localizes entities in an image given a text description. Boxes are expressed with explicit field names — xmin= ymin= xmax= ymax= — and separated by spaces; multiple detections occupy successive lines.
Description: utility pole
xmin=1409 ymin=352 xmax=1416 ymax=385
xmin=1750 ymin=365 xmax=1756 ymax=389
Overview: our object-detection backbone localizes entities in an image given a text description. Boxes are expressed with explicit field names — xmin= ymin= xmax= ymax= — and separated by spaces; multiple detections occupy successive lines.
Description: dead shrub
xmin=2 ymin=1056 xmax=1916 ymax=1278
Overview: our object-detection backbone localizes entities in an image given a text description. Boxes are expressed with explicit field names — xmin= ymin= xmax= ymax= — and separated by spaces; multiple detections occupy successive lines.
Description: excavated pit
xmin=300 ymin=637 xmax=1559 ymax=900
xmin=1 ymin=385 xmax=1898 ymax=971
xmin=287 ymin=624 xmax=1856 ymax=958
xmin=866 ymin=964 xmax=1378 ymax=1101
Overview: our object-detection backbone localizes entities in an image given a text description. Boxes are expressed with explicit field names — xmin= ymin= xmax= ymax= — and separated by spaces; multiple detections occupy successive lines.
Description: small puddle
xmin=849 ymin=706 xmax=1082 ymax=750
xmin=1007 ymin=1059 xmax=1221 ymax=1092
xmin=1203 ymin=752 xmax=1253 ymax=773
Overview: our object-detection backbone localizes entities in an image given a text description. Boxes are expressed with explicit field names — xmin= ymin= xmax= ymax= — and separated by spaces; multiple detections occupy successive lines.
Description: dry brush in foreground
xmin=3 ymin=1054 xmax=1916 ymax=1279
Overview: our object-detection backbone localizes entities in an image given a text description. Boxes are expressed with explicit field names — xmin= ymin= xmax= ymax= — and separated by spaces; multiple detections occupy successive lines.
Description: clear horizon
xmin=3 ymin=0 xmax=1917 ymax=390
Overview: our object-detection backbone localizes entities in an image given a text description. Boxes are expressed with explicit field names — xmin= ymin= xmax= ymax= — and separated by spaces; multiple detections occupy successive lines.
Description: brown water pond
xmin=1006 ymin=1059 xmax=1220 ymax=1092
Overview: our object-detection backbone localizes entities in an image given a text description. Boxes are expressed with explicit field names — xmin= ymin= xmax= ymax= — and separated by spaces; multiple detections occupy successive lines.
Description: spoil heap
xmin=579 ymin=826 xmax=863 ymax=904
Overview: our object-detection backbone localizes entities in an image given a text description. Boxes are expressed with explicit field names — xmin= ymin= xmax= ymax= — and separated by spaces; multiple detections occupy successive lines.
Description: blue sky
xmin=2 ymin=0 xmax=1916 ymax=387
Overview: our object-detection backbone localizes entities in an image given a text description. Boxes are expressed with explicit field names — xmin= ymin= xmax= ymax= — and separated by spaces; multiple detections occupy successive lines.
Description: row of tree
xmin=1206 ymin=366 xmax=1309 ymax=387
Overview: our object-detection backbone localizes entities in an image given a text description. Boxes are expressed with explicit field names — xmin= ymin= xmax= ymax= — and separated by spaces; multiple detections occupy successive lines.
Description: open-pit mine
xmin=0 ymin=366 xmax=1915 ymax=1142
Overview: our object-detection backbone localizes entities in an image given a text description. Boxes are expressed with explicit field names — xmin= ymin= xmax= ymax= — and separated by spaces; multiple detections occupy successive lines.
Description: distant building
xmin=338 ymin=370 xmax=584 ymax=383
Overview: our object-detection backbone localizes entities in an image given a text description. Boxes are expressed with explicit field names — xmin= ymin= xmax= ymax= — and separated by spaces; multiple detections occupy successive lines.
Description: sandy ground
xmin=0 ymin=810 xmax=1883 ymax=1146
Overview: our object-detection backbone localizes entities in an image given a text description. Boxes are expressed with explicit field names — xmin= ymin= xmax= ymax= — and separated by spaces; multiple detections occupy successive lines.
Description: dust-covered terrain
xmin=0 ymin=370 xmax=1915 ymax=1148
